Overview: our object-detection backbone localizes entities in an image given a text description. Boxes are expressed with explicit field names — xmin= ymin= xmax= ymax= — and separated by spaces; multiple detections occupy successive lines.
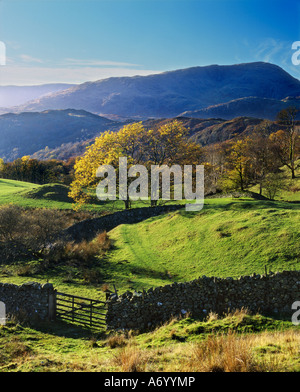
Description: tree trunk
xmin=292 ymin=167 xmax=296 ymax=179
xmin=123 ymin=198 xmax=131 ymax=209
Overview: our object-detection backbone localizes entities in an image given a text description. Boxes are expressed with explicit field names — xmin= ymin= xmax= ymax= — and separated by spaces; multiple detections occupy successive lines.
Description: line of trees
xmin=70 ymin=109 xmax=300 ymax=209
xmin=0 ymin=156 xmax=76 ymax=185
xmin=203 ymin=108 xmax=300 ymax=196
xmin=0 ymin=108 xmax=299 ymax=207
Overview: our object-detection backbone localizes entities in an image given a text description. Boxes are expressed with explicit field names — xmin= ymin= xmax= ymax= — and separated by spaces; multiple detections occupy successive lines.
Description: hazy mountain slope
xmin=0 ymin=109 xmax=120 ymax=160
xmin=5 ymin=62 xmax=300 ymax=118
xmin=142 ymin=116 xmax=285 ymax=146
xmin=188 ymin=116 xmax=285 ymax=146
xmin=180 ymin=96 xmax=300 ymax=120
xmin=0 ymin=83 xmax=75 ymax=108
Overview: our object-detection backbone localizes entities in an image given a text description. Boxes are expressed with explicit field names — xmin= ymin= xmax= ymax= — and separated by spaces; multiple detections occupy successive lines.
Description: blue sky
xmin=0 ymin=0 xmax=300 ymax=85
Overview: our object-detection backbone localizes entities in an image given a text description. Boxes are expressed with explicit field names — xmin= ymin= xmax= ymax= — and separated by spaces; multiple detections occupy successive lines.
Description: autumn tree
xmin=69 ymin=122 xmax=154 ymax=209
xmin=146 ymin=120 xmax=202 ymax=205
xmin=201 ymin=142 xmax=229 ymax=194
xmin=68 ymin=129 xmax=121 ymax=209
xmin=271 ymin=107 xmax=300 ymax=178
xmin=0 ymin=157 xmax=74 ymax=184
xmin=0 ymin=158 xmax=4 ymax=177
xmin=247 ymin=121 xmax=279 ymax=195
xmin=264 ymin=172 xmax=286 ymax=200
xmin=221 ymin=138 xmax=252 ymax=191
xmin=69 ymin=120 xmax=202 ymax=210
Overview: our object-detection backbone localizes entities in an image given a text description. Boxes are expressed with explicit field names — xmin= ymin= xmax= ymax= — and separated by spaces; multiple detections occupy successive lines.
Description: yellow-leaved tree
xmin=69 ymin=120 xmax=202 ymax=210
xmin=221 ymin=138 xmax=252 ymax=192
xmin=68 ymin=122 xmax=147 ymax=209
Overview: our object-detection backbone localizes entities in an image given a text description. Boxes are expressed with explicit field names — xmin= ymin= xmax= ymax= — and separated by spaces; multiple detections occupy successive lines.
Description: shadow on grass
xmin=31 ymin=319 xmax=107 ymax=339
xmin=21 ymin=308 xmax=294 ymax=340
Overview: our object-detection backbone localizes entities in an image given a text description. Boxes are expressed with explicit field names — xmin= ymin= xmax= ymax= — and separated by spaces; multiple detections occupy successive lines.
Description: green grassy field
xmin=0 ymin=178 xmax=181 ymax=212
xmin=250 ymin=163 xmax=300 ymax=202
xmin=0 ymin=176 xmax=299 ymax=372
xmin=0 ymin=179 xmax=106 ymax=210
xmin=1 ymin=177 xmax=300 ymax=296
xmin=0 ymin=310 xmax=299 ymax=372
xmin=1 ymin=197 xmax=299 ymax=298
xmin=104 ymin=198 xmax=300 ymax=291
xmin=0 ymin=178 xmax=39 ymax=196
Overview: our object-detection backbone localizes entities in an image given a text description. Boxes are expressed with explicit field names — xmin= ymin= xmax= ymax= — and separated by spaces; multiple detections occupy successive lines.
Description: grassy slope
xmin=0 ymin=179 xmax=70 ymax=209
xmin=0 ymin=179 xmax=123 ymax=211
xmin=0 ymin=311 xmax=299 ymax=372
xmin=105 ymin=198 xmax=300 ymax=292
xmin=0 ymin=178 xmax=175 ymax=211
xmin=250 ymin=163 xmax=300 ymax=202
xmin=1 ymin=194 xmax=299 ymax=297
xmin=0 ymin=179 xmax=299 ymax=372
xmin=0 ymin=179 xmax=183 ymax=298
xmin=0 ymin=178 xmax=38 ymax=196
xmin=1 ymin=178 xmax=299 ymax=296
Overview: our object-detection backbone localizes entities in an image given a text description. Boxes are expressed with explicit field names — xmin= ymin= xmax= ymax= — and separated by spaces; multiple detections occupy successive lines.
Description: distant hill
xmin=31 ymin=140 xmax=92 ymax=161
xmin=142 ymin=116 xmax=285 ymax=146
xmin=179 ymin=96 xmax=300 ymax=120
xmin=3 ymin=62 xmax=300 ymax=119
xmin=2 ymin=61 xmax=300 ymax=161
xmin=184 ymin=116 xmax=284 ymax=146
xmin=0 ymin=83 xmax=75 ymax=108
xmin=0 ymin=109 xmax=121 ymax=161
xmin=30 ymin=115 xmax=287 ymax=161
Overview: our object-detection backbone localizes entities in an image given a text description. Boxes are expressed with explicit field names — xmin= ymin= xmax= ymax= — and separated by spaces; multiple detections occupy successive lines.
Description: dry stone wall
xmin=0 ymin=282 xmax=55 ymax=323
xmin=62 ymin=204 xmax=185 ymax=242
xmin=106 ymin=271 xmax=300 ymax=331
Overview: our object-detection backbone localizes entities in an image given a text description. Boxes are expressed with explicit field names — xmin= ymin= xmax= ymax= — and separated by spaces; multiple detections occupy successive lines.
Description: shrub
xmin=113 ymin=346 xmax=147 ymax=372
xmin=186 ymin=330 xmax=263 ymax=372
xmin=82 ymin=269 xmax=102 ymax=284
xmin=0 ymin=205 xmax=23 ymax=242
xmin=45 ymin=231 xmax=111 ymax=266
xmin=0 ymin=204 xmax=111 ymax=264
xmin=289 ymin=185 xmax=300 ymax=193
xmin=264 ymin=172 xmax=286 ymax=200
xmin=106 ymin=333 xmax=127 ymax=349
xmin=0 ymin=205 xmax=68 ymax=262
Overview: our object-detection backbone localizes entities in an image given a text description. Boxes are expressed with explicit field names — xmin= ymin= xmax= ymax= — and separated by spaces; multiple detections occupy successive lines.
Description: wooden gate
xmin=56 ymin=292 xmax=107 ymax=330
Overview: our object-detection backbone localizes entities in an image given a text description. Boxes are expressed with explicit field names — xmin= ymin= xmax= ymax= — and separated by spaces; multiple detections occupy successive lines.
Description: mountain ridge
xmin=179 ymin=96 xmax=300 ymax=120
xmin=2 ymin=62 xmax=300 ymax=119
xmin=0 ymin=83 xmax=76 ymax=108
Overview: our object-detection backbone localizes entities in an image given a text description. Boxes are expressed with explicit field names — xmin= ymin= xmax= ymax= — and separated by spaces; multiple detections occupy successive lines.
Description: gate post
xmin=0 ymin=301 xmax=6 ymax=325
xmin=48 ymin=288 xmax=57 ymax=321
